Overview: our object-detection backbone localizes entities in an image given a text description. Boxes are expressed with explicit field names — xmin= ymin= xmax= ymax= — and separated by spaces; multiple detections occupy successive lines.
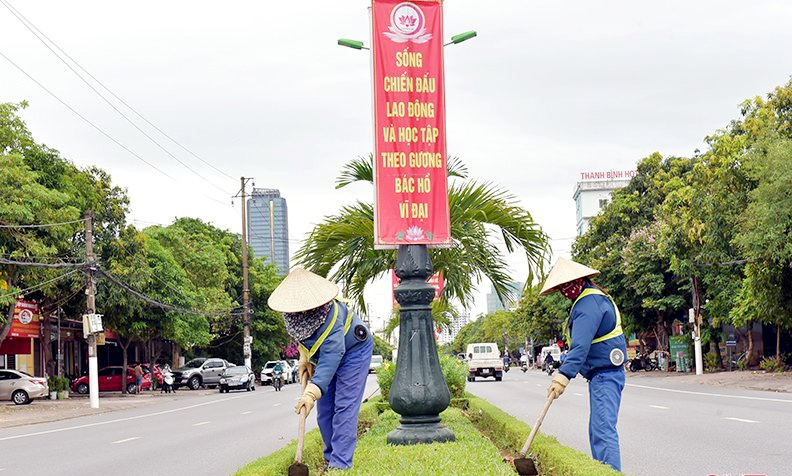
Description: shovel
xmin=513 ymin=394 xmax=555 ymax=475
xmin=288 ymin=379 xmax=310 ymax=476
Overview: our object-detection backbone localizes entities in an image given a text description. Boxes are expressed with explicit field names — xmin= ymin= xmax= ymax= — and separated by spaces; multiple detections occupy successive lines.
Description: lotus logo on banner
xmin=383 ymin=2 xmax=433 ymax=44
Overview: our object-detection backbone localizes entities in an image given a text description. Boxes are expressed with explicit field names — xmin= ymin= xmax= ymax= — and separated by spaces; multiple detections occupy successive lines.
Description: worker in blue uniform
xmin=268 ymin=268 xmax=373 ymax=471
xmin=539 ymin=258 xmax=627 ymax=472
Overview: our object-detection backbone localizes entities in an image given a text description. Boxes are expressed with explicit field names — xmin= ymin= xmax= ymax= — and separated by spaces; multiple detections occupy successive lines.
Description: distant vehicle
xmin=0 ymin=369 xmax=48 ymax=405
xmin=466 ymin=343 xmax=504 ymax=382
xmin=260 ymin=360 xmax=294 ymax=385
xmin=541 ymin=345 xmax=562 ymax=374
xmin=369 ymin=354 xmax=383 ymax=373
xmin=285 ymin=358 xmax=298 ymax=384
xmin=172 ymin=357 xmax=232 ymax=390
xmin=219 ymin=365 xmax=256 ymax=393
xmin=71 ymin=366 xmax=153 ymax=394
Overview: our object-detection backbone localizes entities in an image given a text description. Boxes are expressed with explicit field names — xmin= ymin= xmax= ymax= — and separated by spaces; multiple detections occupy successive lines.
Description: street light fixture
xmin=338 ymin=38 xmax=368 ymax=50
xmin=337 ymin=31 xmax=477 ymax=50
xmin=445 ymin=30 xmax=477 ymax=46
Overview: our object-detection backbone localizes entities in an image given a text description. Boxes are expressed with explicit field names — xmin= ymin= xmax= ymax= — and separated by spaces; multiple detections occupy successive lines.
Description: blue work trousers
xmin=316 ymin=338 xmax=373 ymax=470
xmin=588 ymin=368 xmax=624 ymax=472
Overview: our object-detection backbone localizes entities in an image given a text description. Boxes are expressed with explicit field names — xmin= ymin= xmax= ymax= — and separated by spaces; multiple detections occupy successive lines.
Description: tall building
xmin=573 ymin=170 xmax=635 ymax=236
xmin=438 ymin=311 xmax=470 ymax=345
xmin=486 ymin=282 xmax=524 ymax=314
xmin=247 ymin=188 xmax=289 ymax=275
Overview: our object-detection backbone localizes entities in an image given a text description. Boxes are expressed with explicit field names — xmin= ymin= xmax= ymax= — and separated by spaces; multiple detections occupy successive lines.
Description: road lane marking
xmin=724 ymin=417 xmax=759 ymax=423
xmin=241 ymin=411 xmax=252 ymax=415
xmin=112 ymin=437 xmax=140 ymax=444
xmin=273 ymin=403 xmax=282 ymax=407
xmin=0 ymin=393 xmax=251 ymax=442
xmin=649 ymin=405 xmax=669 ymax=410
xmin=193 ymin=421 xmax=211 ymax=426
xmin=573 ymin=393 xmax=584 ymax=397
xmin=627 ymin=383 xmax=792 ymax=403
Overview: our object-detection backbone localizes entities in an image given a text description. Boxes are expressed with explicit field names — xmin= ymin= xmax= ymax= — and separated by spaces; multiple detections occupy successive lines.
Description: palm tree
xmin=295 ymin=154 xmax=549 ymax=314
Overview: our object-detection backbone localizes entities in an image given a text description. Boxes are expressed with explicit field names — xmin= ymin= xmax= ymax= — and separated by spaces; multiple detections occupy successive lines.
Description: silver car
xmin=0 ymin=369 xmax=48 ymax=405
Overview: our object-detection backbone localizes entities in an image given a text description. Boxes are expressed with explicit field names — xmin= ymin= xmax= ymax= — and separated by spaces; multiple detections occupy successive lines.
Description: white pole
xmin=88 ymin=352 xmax=99 ymax=408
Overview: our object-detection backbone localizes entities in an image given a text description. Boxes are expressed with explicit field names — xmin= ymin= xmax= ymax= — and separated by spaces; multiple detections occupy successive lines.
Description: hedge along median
xmin=234 ymin=395 xmax=624 ymax=476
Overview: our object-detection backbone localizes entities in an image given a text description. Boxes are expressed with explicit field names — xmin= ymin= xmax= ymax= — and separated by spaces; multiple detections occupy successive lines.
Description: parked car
xmin=71 ymin=366 xmax=152 ymax=394
xmin=0 ymin=369 xmax=49 ymax=405
xmin=219 ymin=365 xmax=256 ymax=393
xmin=369 ymin=354 xmax=383 ymax=373
xmin=260 ymin=360 xmax=294 ymax=385
xmin=172 ymin=357 xmax=232 ymax=390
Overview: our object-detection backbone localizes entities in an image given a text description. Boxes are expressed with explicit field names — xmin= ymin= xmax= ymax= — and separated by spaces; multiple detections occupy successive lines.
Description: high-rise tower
xmin=247 ymin=188 xmax=289 ymax=275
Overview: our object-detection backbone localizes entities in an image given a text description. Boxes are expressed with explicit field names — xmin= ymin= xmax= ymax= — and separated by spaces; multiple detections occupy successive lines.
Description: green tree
xmin=295 ymin=155 xmax=548 ymax=311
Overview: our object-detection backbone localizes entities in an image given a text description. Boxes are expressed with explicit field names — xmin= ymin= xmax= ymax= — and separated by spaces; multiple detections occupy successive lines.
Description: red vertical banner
xmin=372 ymin=0 xmax=450 ymax=248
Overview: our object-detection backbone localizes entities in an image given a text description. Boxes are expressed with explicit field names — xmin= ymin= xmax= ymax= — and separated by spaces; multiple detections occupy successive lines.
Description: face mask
xmin=558 ymin=279 xmax=584 ymax=300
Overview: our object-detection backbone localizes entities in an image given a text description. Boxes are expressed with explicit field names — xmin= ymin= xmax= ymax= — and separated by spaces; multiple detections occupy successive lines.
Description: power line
xmin=0 ymin=258 xmax=86 ymax=268
xmin=0 ymin=49 xmax=175 ymax=180
xmin=96 ymin=268 xmax=244 ymax=317
xmin=0 ymin=50 xmax=233 ymax=209
xmin=0 ymin=268 xmax=83 ymax=301
xmin=0 ymin=218 xmax=86 ymax=228
xmin=0 ymin=0 xmax=237 ymax=191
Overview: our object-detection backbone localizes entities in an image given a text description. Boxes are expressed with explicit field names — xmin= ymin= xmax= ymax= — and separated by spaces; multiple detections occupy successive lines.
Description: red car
xmin=71 ymin=366 xmax=154 ymax=394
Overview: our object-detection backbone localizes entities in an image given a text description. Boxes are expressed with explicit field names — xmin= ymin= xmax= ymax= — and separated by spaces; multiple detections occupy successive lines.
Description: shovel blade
xmin=513 ymin=457 xmax=538 ymax=475
xmin=288 ymin=462 xmax=309 ymax=476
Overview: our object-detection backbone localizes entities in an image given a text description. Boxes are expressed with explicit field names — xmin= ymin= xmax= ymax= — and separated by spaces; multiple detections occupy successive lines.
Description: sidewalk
xmin=0 ymin=388 xmax=217 ymax=429
xmin=625 ymin=368 xmax=792 ymax=393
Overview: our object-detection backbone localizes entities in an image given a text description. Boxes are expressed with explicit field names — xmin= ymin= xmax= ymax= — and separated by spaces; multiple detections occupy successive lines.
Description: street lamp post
xmin=388 ymin=244 xmax=454 ymax=445
xmin=339 ymin=25 xmax=476 ymax=446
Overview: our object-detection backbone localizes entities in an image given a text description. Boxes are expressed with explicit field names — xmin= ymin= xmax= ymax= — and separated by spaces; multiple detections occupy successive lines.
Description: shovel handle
xmin=520 ymin=394 xmax=555 ymax=457
xmin=294 ymin=377 xmax=309 ymax=463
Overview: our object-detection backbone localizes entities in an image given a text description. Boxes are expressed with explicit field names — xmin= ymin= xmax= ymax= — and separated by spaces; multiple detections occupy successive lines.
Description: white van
xmin=465 ymin=343 xmax=504 ymax=382
xmin=540 ymin=345 xmax=562 ymax=369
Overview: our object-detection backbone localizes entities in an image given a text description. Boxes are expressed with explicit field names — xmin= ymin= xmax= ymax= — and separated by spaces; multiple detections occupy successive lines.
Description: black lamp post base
xmin=387 ymin=415 xmax=456 ymax=445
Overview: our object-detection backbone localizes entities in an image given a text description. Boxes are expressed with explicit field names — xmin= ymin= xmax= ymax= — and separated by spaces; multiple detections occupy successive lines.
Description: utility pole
xmin=84 ymin=210 xmax=99 ymax=408
xmin=240 ymin=177 xmax=252 ymax=369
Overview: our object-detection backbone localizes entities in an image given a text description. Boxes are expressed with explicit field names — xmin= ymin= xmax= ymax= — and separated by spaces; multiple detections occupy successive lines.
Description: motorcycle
xmin=629 ymin=351 xmax=658 ymax=372
xmin=272 ymin=370 xmax=283 ymax=391
xmin=521 ymin=361 xmax=528 ymax=372
xmin=161 ymin=371 xmax=175 ymax=393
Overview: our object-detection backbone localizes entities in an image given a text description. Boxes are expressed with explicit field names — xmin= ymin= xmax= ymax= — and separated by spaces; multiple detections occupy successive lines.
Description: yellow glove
xmin=295 ymin=382 xmax=322 ymax=416
xmin=547 ymin=373 xmax=569 ymax=400
xmin=298 ymin=348 xmax=315 ymax=386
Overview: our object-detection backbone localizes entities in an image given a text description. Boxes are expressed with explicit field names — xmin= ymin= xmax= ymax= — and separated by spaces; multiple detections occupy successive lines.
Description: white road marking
xmin=649 ymin=405 xmax=670 ymax=410
xmin=112 ymin=437 xmax=140 ymax=444
xmin=0 ymin=393 xmax=251 ymax=442
xmin=241 ymin=411 xmax=252 ymax=415
xmin=573 ymin=393 xmax=584 ymax=397
xmin=724 ymin=417 xmax=759 ymax=423
xmin=273 ymin=403 xmax=282 ymax=407
xmin=627 ymin=383 xmax=792 ymax=403
xmin=193 ymin=421 xmax=210 ymax=426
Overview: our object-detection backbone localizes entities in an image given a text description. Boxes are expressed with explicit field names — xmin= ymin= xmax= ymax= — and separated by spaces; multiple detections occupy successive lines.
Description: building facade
xmin=486 ymin=282 xmax=524 ymax=314
xmin=437 ymin=311 xmax=471 ymax=346
xmin=573 ymin=171 xmax=635 ymax=236
xmin=247 ymin=188 xmax=289 ymax=276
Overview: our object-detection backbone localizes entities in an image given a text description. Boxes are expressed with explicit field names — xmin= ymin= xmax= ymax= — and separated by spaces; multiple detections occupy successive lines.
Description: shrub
xmin=376 ymin=353 xmax=468 ymax=402
xmin=375 ymin=359 xmax=397 ymax=401
xmin=759 ymin=356 xmax=786 ymax=373
xmin=703 ymin=352 xmax=721 ymax=372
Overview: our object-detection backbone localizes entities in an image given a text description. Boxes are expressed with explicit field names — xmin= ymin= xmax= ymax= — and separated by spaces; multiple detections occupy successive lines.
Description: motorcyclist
xmin=272 ymin=362 xmax=284 ymax=391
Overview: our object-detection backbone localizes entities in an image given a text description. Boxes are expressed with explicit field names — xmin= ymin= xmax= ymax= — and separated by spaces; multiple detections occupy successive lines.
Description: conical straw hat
xmin=539 ymin=258 xmax=600 ymax=296
xmin=267 ymin=268 xmax=339 ymax=313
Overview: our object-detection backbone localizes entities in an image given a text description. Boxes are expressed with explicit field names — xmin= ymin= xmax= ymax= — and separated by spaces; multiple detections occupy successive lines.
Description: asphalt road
xmin=0 ymin=375 xmax=380 ymax=476
xmin=468 ymin=368 xmax=792 ymax=476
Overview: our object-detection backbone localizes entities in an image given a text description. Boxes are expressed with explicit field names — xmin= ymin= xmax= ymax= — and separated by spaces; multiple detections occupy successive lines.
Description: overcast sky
xmin=3 ymin=1 xmax=792 ymax=325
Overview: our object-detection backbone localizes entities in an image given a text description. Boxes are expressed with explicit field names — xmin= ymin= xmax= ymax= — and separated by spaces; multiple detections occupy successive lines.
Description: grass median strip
xmin=235 ymin=396 xmax=624 ymax=476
